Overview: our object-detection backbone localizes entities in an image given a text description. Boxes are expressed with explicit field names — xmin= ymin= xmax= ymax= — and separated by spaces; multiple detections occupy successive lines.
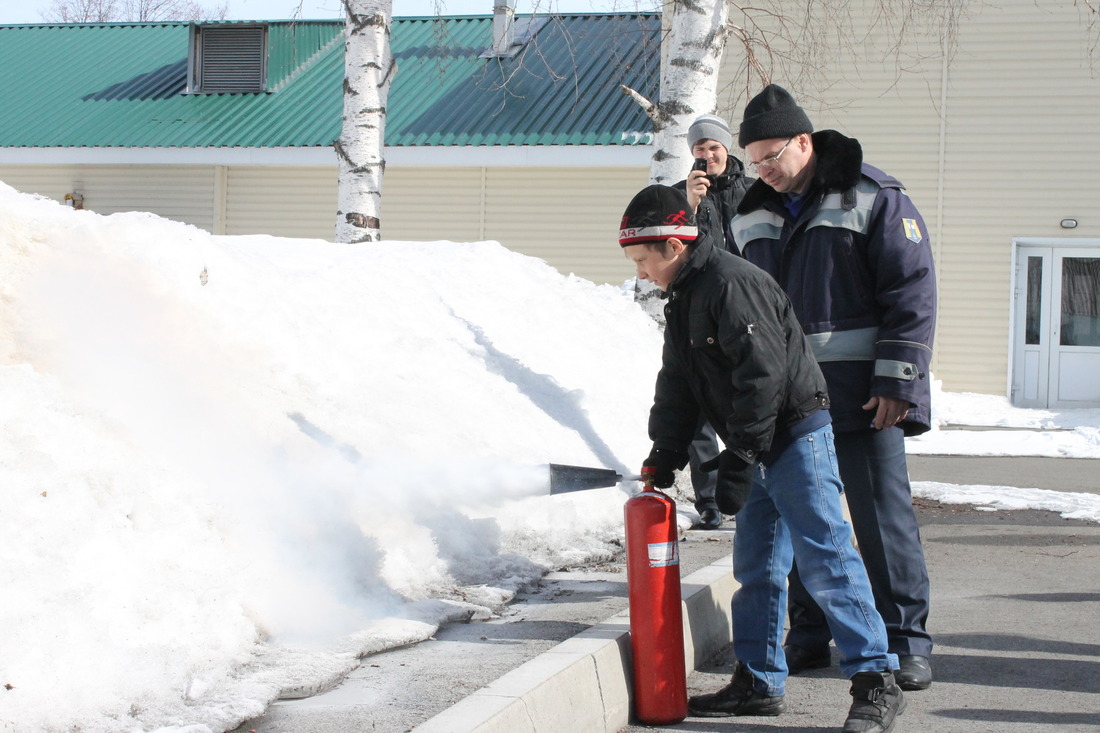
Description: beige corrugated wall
xmin=0 ymin=165 xmax=218 ymax=231
xmin=0 ymin=164 xmax=648 ymax=288
xmin=714 ymin=0 xmax=1100 ymax=395
xmin=936 ymin=2 xmax=1099 ymax=394
xmin=226 ymin=164 xmax=649 ymax=285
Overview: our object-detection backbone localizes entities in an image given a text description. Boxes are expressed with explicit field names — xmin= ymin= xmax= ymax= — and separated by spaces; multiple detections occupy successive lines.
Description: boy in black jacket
xmin=621 ymin=184 xmax=906 ymax=733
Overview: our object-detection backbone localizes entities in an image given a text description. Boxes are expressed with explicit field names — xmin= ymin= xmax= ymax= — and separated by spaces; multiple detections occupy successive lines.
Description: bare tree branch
xmin=43 ymin=0 xmax=121 ymax=22
xmin=1072 ymin=0 xmax=1100 ymax=73
xmin=42 ymin=0 xmax=227 ymax=22
xmin=719 ymin=1 xmax=971 ymax=110
xmin=620 ymin=84 xmax=658 ymax=120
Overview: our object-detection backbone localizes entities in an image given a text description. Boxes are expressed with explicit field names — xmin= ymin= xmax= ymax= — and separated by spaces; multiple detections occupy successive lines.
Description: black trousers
xmin=687 ymin=418 xmax=719 ymax=514
xmin=785 ymin=426 xmax=933 ymax=657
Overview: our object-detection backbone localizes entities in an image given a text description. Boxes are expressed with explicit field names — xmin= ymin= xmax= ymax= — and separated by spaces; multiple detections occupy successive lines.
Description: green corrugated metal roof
xmin=0 ymin=14 xmax=660 ymax=149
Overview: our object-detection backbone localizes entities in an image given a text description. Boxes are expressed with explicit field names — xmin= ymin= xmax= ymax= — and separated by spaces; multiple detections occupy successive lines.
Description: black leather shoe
xmin=783 ymin=643 xmax=831 ymax=674
xmin=896 ymin=654 xmax=932 ymax=691
xmin=843 ymin=670 xmax=907 ymax=733
xmin=688 ymin=662 xmax=786 ymax=717
xmin=697 ymin=507 xmax=723 ymax=530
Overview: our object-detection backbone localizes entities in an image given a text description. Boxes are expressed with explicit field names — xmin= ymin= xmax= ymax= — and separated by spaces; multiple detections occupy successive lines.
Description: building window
xmin=1025 ymin=256 xmax=1043 ymax=345
xmin=1060 ymin=257 xmax=1100 ymax=347
xmin=188 ymin=24 xmax=268 ymax=94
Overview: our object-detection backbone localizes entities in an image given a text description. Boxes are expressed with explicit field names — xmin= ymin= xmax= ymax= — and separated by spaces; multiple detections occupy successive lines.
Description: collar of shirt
xmin=782 ymin=192 xmax=805 ymax=219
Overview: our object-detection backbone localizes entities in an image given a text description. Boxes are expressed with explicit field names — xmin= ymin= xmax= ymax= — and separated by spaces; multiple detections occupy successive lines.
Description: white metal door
xmin=1012 ymin=242 xmax=1100 ymax=407
xmin=1050 ymin=250 xmax=1100 ymax=406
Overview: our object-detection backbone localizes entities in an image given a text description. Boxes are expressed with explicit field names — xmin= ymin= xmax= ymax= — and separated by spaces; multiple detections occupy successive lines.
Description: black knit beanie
xmin=618 ymin=185 xmax=698 ymax=247
xmin=738 ymin=84 xmax=814 ymax=148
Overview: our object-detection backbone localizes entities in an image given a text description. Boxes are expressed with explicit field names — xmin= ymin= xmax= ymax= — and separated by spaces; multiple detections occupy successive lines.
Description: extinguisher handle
xmin=640 ymin=465 xmax=657 ymax=490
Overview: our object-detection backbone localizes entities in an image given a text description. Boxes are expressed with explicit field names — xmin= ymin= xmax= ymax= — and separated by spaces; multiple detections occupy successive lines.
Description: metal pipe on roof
xmin=491 ymin=0 xmax=516 ymax=56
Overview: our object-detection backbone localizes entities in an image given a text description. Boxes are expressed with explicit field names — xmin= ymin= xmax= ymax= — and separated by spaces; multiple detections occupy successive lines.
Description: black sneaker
xmin=688 ymin=663 xmax=786 ymax=717
xmin=843 ymin=670 xmax=907 ymax=733
xmin=783 ymin=643 xmax=831 ymax=674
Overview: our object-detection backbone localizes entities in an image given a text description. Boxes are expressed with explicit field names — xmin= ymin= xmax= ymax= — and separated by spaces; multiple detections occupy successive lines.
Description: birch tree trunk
xmin=335 ymin=0 xmax=395 ymax=243
xmin=622 ymin=0 xmax=729 ymax=185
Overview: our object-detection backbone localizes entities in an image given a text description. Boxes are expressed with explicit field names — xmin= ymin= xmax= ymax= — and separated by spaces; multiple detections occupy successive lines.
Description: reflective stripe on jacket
xmin=731 ymin=130 xmax=937 ymax=435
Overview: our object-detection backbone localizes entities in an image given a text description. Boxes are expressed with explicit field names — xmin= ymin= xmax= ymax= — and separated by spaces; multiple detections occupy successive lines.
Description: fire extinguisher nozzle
xmin=547 ymin=463 xmax=627 ymax=494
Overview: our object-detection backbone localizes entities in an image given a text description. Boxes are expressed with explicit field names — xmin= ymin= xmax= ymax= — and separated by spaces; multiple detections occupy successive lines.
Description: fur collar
xmin=736 ymin=130 xmax=863 ymax=214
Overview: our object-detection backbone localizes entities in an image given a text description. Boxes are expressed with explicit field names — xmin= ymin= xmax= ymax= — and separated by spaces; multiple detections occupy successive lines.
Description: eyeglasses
xmin=749 ymin=136 xmax=796 ymax=173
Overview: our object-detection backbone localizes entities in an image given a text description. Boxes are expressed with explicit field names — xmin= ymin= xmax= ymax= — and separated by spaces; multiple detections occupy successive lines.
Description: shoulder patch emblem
xmin=902 ymin=218 xmax=922 ymax=243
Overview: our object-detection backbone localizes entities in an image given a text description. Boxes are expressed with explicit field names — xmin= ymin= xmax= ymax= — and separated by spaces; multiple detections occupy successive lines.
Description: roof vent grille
xmin=189 ymin=24 xmax=268 ymax=94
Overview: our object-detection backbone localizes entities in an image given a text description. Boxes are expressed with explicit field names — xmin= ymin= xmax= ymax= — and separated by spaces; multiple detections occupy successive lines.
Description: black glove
xmin=700 ymin=450 xmax=755 ymax=515
xmin=642 ymin=447 xmax=689 ymax=489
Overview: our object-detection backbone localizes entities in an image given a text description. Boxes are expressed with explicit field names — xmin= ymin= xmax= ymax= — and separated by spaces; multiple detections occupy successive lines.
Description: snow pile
xmin=0 ymin=183 xmax=658 ymax=732
xmin=907 ymin=380 xmax=1100 ymax=458
xmin=914 ymin=482 xmax=1100 ymax=524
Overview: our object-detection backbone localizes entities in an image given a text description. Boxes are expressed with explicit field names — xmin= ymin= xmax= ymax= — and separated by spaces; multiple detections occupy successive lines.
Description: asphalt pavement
xmin=232 ymin=455 xmax=1100 ymax=733
xmin=624 ymin=496 xmax=1100 ymax=733
xmin=907 ymin=454 xmax=1100 ymax=495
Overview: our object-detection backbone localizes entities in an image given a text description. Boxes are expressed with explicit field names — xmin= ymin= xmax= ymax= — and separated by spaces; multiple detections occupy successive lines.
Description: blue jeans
xmin=787 ymin=426 xmax=933 ymax=657
xmin=731 ymin=425 xmax=897 ymax=695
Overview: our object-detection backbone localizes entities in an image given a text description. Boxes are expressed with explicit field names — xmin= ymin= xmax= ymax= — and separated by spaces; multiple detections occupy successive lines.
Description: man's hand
xmin=685 ymin=169 xmax=710 ymax=212
xmin=862 ymin=395 xmax=911 ymax=430
xmin=642 ymin=447 xmax=689 ymax=489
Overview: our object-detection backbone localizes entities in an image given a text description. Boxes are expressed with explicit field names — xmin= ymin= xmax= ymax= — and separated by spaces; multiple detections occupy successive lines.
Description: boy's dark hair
xmin=639 ymin=240 xmax=673 ymax=255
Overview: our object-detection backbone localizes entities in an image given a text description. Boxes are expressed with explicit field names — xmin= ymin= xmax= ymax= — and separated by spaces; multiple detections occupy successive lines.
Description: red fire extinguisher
xmin=623 ymin=465 xmax=688 ymax=725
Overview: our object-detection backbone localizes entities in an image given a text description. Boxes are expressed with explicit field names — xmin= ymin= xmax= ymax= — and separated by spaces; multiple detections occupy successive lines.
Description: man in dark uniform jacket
xmin=732 ymin=84 xmax=938 ymax=693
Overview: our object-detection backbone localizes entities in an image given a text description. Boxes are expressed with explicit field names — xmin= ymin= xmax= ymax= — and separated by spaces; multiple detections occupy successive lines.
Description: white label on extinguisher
xmin=647 ymin=541 xmax=679 ymax=567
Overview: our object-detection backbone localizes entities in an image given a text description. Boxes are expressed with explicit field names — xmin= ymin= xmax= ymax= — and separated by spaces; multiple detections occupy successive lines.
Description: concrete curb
xmin=411 ymin=555 xmax=736 ymax=733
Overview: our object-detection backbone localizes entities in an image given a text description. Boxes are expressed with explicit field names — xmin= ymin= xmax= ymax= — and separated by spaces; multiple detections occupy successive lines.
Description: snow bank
xmin=0 ymin=183 xmax=658 ymax=732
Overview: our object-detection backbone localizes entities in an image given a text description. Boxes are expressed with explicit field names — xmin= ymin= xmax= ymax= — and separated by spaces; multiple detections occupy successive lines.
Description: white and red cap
xmin=617 ymin=185 xmax=698 ymax=247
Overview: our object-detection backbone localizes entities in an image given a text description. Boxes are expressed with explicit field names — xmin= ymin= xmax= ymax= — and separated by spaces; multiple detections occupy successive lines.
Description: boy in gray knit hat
xmin=669 ymin=114 xmax=754 ymax=531
xmin=674 ymin=114 xmax=752 ymax=255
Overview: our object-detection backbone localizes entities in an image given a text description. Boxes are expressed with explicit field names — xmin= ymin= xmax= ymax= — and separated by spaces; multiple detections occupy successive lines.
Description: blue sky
xmin=1 ymin=0 xmax=650 ymax=24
